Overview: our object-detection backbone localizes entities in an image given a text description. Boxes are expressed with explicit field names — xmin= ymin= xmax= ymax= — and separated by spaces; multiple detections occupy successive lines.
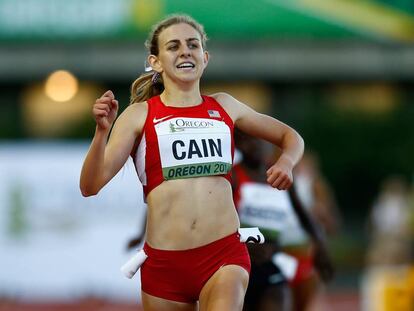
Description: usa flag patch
xmin=208 ymin=110 xmax=221 ymax=118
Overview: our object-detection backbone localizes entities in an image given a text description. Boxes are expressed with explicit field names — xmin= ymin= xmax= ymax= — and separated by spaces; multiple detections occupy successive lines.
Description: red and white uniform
xmin=132 ymin=95 xmax=234 ymax=198
xmin=133 ymin=96 xmax=248 ymax=303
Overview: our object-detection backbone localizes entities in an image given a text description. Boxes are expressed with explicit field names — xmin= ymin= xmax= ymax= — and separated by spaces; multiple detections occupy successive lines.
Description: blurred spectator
xmin=366 ymin=176 xmax=412 ymax=266
xmin=361 ymin=176 xmax=414 ymax=311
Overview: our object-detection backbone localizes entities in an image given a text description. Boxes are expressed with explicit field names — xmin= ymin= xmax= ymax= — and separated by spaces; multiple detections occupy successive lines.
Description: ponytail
xmin=129 ymin=72 xmax=164 ymax=105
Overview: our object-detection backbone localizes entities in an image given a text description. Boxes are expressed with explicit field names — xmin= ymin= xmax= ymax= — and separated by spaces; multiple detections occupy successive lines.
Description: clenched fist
xmin=266 ymin=156 xmax=294 ymax=190
xmin=93 ymin=90 xmax=119 ymax=130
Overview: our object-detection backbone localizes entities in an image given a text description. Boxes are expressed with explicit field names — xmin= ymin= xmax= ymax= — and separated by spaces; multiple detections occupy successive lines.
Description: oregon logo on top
xmin=169 ymin=119 xmax=215 ymax=133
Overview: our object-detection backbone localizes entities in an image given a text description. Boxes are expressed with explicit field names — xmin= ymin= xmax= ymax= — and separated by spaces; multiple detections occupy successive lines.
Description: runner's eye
xmin=168 ymin=45 xmax=178 ymax=51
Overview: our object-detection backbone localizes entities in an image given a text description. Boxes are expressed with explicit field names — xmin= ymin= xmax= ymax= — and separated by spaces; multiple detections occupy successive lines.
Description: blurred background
xmin=1 ymin=0 xmax=414 ymax=310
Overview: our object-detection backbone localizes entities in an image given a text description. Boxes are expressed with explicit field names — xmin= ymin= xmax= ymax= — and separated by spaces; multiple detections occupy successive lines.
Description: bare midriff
xmin=145 ymin=176 xmax=239 ymax=250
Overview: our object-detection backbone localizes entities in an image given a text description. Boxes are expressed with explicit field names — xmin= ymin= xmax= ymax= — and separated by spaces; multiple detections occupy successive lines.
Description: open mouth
xmin=176 ymin=62 xmax=195 ymax=69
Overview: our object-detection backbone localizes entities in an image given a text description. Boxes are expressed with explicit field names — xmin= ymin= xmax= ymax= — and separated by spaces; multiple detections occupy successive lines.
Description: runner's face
xmin=154 ymin=23 xmax=208 ymax=83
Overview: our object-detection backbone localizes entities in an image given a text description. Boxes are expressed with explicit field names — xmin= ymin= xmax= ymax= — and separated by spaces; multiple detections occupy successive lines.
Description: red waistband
xmin=143 ymin=232 xmax=240 ymax=258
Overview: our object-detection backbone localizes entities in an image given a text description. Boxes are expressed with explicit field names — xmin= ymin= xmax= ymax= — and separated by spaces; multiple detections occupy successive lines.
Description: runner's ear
xmin=203 ymin=51 xmax=209 ymax=68
xmin=148 ymin=54 xmax=163 ymax=73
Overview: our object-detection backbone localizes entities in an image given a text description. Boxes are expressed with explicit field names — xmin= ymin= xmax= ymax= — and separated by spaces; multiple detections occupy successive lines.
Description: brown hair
xmin=129 ymin=14 xmax=208 ymax=105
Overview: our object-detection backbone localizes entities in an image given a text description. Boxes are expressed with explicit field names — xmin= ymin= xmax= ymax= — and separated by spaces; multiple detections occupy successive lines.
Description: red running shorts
xmin=141 ymin=232 xmax=251 ymax=303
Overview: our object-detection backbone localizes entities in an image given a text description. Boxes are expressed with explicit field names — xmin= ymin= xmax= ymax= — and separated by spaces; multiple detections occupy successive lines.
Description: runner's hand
xmin=266 ymin=156 xmax=293 ymax=190
xmin=93 ymin=90 xmax=119 ymax=130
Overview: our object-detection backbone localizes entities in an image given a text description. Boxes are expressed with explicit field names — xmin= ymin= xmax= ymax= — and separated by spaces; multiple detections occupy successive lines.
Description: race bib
xmin=239 ymin=183 xmax=297 ymax=233
xmin=155 ymin=117 xmax=232 ymax=180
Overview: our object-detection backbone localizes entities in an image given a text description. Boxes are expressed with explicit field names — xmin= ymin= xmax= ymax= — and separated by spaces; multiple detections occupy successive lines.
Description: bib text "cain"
xmin=172 ymin=139 xmax=222 ymax=160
